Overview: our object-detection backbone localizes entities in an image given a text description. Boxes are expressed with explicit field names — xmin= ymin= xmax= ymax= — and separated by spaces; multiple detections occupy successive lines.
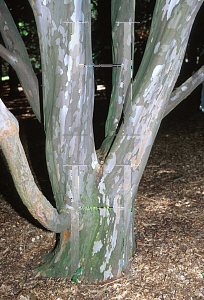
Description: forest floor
xmin=0 ymin=82 xmax=204 ymax=299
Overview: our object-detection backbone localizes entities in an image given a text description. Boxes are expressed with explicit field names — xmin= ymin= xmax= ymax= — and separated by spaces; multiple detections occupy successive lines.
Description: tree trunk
xmin=0 ymin=0 xmax=203 ymax=281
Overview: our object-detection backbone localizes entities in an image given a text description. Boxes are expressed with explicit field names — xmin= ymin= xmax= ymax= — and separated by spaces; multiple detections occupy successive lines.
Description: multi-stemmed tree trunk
xmin=0 ymin=0 xmax=203 ymax=281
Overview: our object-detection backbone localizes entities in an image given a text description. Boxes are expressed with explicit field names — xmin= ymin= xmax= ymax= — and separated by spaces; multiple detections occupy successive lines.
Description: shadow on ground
xmin=0 ymin=80 xmax=204 ymax=228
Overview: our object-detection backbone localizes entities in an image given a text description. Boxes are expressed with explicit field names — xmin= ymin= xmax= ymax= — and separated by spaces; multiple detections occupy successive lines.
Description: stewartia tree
xmin=0 ymin=0 xmax=203 ymax=281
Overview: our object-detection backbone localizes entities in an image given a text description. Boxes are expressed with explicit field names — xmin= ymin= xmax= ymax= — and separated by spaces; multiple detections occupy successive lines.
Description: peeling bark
xmin=0 ymin=99 xmax=71 ymax=233
xmin=164 ymin=66 xmax=204 ymax=117
xmin=0 ymin=0 xmax=203 ymax=281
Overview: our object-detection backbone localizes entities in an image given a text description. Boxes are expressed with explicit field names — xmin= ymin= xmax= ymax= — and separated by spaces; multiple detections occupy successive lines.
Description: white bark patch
xmin=58 ymin=45 xmax=65 ymax=63
xmin=154 ymin=42 xmax=160 ymax=54
xmin=3 ymin=23 xmax=8 ymax=31
xmin=118 ymin=96 xmax=122 ymax=104
xmin=68 ymin=23 xmax=83 ymax=69
xmin=60 ymin=104 xmax=68 ymax=121
xmin=100 ymin=261 xmax=106 ymax=273
xmin=67 ymin=56 xmax=72 ymax=82
xmin=132 ymin=105 xmax=143 ymax=127
xmin=56 ymin=66 xmax=63 ymax=75
xmin=105 ymin=153 xmax=116 ymax=173
xmin=113 ymin=194 xmax=121 ymax=225
xmin=100 ymin=224 xmax=118 ymax=274
xmin=65 ymin=90 xmax=68 ymax=100
xmin=162 ymin=0 xmax=179 ymax=21
xmin=59 ymin=104 xmax=68 ymax=147
xmin=118 ymin=258 xmax=123 ymax=275
xmin=64 ymin=54 xmax=69 ymax=66
xmin=91 ymin=152 xmax=98 ymax=169
xmin=58 ymin=25 xmax=66 ymax=39
xmin=51 ymin=20 xmax=57 ymax=36
xmin=186 ymin=15 xmax=191 ymax=22
xmin=40 ymin=5 xmax=51 ymax=27
xmin=181 ymin=86 xmax=187 ymax=92
xmin=104 ymin=266 xmax=113 ymax=280
xmin=99 ymin=177 xmax=106 ymax=203
xmin=170 ymin=93 xmax=180 ymax=101
xmin=43 ymin=0 xmax=51 ymax=5
xmin=71 ymin=0 xmax=84 ymax=22
xmin=92 ymin=240 xmax=103 ymax=256
xmin=69 ymin=135 xmax=76 ymax=156
xmin=67 ymin=188 xmax=73 ymax=199
xmin=100 ymin=208 xmax=110 ymax=225
xmin=64 ymin=203 xmax=74 ymax=211
xmin=106 ymin=197 xmax=110 ymax=207
xmin=153 ymin=65 xmax=163 ymax=78
xmin=143 ymin=65 xmax=164 ymax=102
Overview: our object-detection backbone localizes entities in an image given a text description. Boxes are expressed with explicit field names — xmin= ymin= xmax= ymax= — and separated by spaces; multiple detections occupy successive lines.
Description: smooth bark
xmin=0 ymin=0 xmax=203 ymax=281
xmin=0 ymin=98 xmax=72 ymax=232
xmin=0 ymin=0 xmax=41 ymax=121
xmin=164 ymin=65 xmax=204 ymax=117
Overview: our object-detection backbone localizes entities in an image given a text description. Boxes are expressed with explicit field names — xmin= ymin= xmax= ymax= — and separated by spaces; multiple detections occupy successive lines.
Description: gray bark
xmin=0 ymin=0 xmax=41 ymax=121
xmin=0 ymin=0 xmax=203 ymax=281
xmin=164 ymin=66 xmax=204 ymax=117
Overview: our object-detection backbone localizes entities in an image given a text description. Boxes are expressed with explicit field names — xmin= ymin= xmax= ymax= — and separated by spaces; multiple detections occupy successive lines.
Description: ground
xmin=0 ymin=81 xmax=204 ymax=299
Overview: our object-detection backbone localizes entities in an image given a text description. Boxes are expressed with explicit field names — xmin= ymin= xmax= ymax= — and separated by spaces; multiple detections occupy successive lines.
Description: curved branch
xmin=0 ymin=44 xmax=17 ymax=65
xmin=0 ymin=1 xmax=41 ymax=121
xmin=163 ymin=66 xmax=204 ymax=118
xmin=0 ymin=98 xmax=71 ymax=233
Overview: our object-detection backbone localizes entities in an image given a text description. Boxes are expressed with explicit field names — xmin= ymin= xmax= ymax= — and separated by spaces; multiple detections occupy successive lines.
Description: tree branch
xmin=0 ymin=98 xmax=71 ymax=233
xmin=0 ymin=1 xmax=41 ymax=121
xmin=106 ymin=0 xmax=203 ymax=200
xmin=97 ymin=0 xmax=135 ymax=161
xmin=163 ymin=66 xmax=204 ymax=118
xmin=28 ymin=0 xmax=97 ymax=219
xmin=0 ymin=44 xmax=17 ymax=65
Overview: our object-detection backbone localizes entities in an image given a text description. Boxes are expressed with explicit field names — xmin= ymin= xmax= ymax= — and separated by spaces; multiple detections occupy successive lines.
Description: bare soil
xmin=0 ymin=83 xmax=204 ymax=299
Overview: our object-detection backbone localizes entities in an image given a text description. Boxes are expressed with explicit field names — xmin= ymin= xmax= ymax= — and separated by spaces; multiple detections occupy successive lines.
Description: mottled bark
xmin=0 ymin=1 xmax=41 ymax=121
xmin=0 ymin=99 xmax=72 ymax=232
xmin=164 ymin=65 xmax=204 ymax=117
xmin=0 ymin=0 xmax=203 ymax=281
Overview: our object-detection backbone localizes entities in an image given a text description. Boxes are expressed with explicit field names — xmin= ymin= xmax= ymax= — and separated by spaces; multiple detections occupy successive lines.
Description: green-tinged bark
xmin=0 ymin=0 xmax=203 ymax=281
xmin=0 ymin=99 xmax=71 ymax=233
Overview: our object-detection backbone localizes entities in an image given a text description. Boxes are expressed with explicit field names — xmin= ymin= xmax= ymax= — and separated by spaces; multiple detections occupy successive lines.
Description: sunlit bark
xmin=0 ymin=0 xmax=203 ymax=281
xmin=164 ymin=65 xmax=204 ymax=117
